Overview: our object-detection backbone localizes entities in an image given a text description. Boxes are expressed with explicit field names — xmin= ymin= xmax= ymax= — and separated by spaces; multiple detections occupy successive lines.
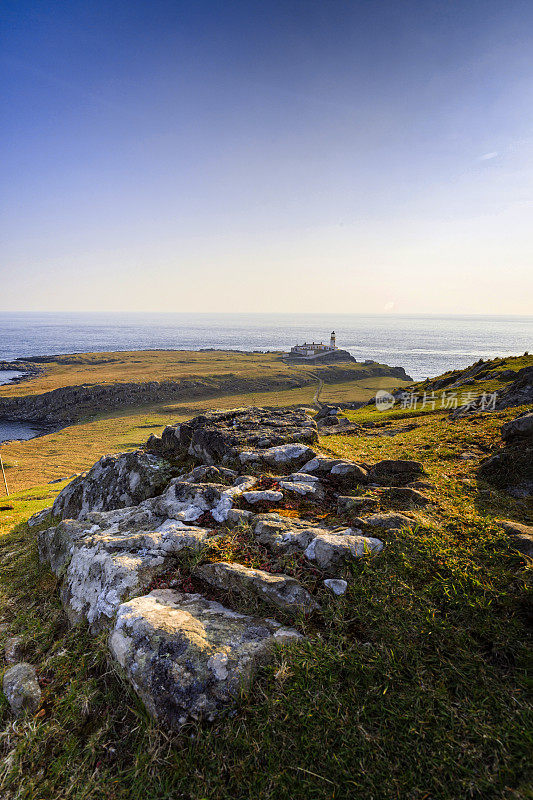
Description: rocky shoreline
xmin=0 ymin=361 xmax=42 ymax=385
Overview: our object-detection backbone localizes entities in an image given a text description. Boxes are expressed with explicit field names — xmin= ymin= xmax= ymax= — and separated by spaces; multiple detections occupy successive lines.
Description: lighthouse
xmin=330 ymin=331 xmax=336 ymax=350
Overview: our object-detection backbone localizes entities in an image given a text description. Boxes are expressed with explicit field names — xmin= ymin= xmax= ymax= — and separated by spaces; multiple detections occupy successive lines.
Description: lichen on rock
xmin=109 ymin=589 xmax=303 ymax=726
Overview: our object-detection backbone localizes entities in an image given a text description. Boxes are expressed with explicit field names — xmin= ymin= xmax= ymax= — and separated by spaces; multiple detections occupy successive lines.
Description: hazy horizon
xmin=2 ymin=0 xmax=533 ymax=314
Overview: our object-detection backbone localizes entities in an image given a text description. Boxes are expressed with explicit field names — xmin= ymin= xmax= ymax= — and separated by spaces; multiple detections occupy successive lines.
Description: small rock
xmin=360 ymin=512 xmax=414 ymax=531
xmin=279 ymin=480 xmax=323 ymax=499
xmin=225 ymin=508 xmax=253 ymax=527
xmin=242 ymin=490 xmax=283 ymax=504
xmin=304 ymin=531 xmax=383 ymax=570
xmin=323 ymin=578 xmax=347 ymax=596
xmin=261 ymin=443 xmax=317 ymax=470
xmin=193 ymin=561 xmax=320 ymax=614
xmin=301 ymin=457 xmax=368 ymax=487
xmin=2 ymin=663 xmax=41 ymax=716
xmin=4 ymin=635 xmax=24 ymax=665
xmin=285 ymin=472 xmax=320 ymax=483
xmin=369 ymin=459 xmax=424 ymax=486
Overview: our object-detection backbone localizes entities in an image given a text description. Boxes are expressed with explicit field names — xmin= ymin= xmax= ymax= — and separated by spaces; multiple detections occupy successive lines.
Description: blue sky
xmin=1 ymin=0 xmax=532 ymax=313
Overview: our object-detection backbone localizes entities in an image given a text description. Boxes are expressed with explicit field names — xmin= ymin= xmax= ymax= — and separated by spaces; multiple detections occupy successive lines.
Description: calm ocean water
xmin=0 ymin=312 xmax=531 ymax=382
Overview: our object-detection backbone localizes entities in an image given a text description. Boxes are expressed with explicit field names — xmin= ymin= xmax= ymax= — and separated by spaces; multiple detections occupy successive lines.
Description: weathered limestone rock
xmin=369 ymin=459 xmax=424 ymax=486
xmin=253 ymin=514 xmax=322 ymax=553
xmin=109 ymin=589 xmax=302 ymax=726
xmin=3 ymin=663 xmax=41 ymax=716
xmin=177 ymin=464 xmax=238 ymax=484
xmin=194 ymin=561 xmax=319 ymax=614
xmin=148 ymin=408 xmax=318 ymax=466
xmin=38 ymin=520 xmax=95 ymax=574
xmin=52 ymin=450 xmax=172 ymax=519
xmin=150 ymin=477 xmax=256 ymax=523
xmin=39 ymin=508 xmax=217 ymax=630
xmin=242 ymin=490 xmax=283 ymax=504
xmin=300 ymin=456 xmax=341 ymax=476
xmin=259 ymin=443 xmax=317 ymax=470
xmin=4 ymin=636 xmax=24 ymax=665
xmin=304 ymin=531 xmax=383 ymax=569
xmin=301 ymin=456 xmax=368 ymax=488
xmin=38 ymin=505 xmax=167 ymax=574
xmin=278 ymin=479 xmax=324 ymax=499
xmin=252 ymin=514 xmax=383 ymax=569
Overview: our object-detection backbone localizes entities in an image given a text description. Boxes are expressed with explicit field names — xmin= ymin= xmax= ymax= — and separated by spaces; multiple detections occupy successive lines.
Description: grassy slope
xmin=0 ymin=360 xmax=532 ymax=799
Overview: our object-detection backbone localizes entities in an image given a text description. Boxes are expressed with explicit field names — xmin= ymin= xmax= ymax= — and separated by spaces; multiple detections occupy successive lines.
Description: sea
xmin=0 ymin=312 xmax=531 ymax=382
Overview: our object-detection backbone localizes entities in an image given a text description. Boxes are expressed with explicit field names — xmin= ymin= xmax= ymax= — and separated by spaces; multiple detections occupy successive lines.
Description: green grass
xmin=0 ymin=374 xmax=532 ymax=798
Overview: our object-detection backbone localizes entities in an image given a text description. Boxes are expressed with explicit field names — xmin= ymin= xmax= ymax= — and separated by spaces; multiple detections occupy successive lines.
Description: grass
xmin=0 ymin=360 xmax=532 ymax=799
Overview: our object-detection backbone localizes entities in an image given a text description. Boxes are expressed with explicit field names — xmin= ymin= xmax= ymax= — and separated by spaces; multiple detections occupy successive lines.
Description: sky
xmin=1 ymin=0 xmax=532 ymax=314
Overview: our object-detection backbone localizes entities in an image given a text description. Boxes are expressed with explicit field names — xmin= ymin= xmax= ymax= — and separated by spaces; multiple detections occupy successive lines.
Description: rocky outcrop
xmin=35 ymin=406 xmax=399 ymax=728
xmin=147 ymin=408 xmax=318 ymax=466
xmin=52 ymin=450 xmax=173 ymax=519
xmin=495 ymin=367 xmax=533 ymax=409
xmin=478 ymin=411 xmax=533 ymax=499
xmin=252 ymin=514 xmax=383 ymax=569
xmin=109 ymin=590 xmax=302 ymax=726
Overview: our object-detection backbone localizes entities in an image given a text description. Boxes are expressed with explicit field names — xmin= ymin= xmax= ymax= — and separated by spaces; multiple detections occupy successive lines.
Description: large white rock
xmin=109 ymin=589 xmax=303 ymax=727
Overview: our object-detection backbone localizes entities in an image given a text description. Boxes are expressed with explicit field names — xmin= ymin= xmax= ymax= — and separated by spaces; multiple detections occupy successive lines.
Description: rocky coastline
xmin=0 ymin=360 xmax=411 ymax=433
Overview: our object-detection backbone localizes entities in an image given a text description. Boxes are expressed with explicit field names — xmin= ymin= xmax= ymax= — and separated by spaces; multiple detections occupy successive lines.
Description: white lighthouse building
xmin=290 ymin=331 xmax=338 ymax=358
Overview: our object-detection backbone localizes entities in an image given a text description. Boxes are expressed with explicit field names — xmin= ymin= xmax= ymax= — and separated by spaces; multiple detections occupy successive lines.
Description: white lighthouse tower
xmin=330 ymin=331 xmax=336 ymax=350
